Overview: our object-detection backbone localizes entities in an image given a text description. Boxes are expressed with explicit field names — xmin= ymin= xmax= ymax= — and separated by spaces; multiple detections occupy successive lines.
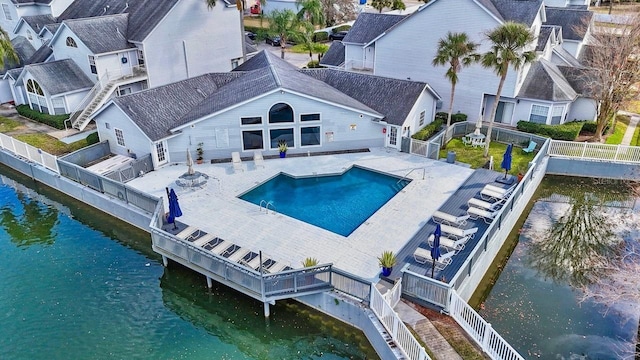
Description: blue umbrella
xmin=166 ymin=187 xmax=182 ymax=230
xmin=431 ymin=223 xmax=442 ymax=278
xmin=500 ymin=143 xmax=513 ymax=179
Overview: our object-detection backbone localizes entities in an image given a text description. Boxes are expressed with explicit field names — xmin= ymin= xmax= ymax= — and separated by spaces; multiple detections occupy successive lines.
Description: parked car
xmin=266 ymin=36 xmax=281 ymax=46
xmin=329 ymin=31 xmax=348 ymax=41
xmin=245 ymin=31 xmax=256 ymax=40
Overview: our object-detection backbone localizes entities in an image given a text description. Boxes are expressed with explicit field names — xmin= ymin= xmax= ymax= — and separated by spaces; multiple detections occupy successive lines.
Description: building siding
xmin=566 ymin=97 xmax=596 ymax=121
xmin=96 ymin=104 xmax=152 ymax=159
xmin=50 ymin=26 xmax=98 ymax=82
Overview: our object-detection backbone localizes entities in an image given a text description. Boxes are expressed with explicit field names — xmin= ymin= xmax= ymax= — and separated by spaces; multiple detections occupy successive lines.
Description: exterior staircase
xmin=71 ymin=65 xmax=147 ymax=131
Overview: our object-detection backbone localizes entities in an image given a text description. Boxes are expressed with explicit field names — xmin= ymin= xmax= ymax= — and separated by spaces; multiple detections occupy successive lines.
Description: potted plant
xmin=517 ymin=167 xmax=525 ymax=182
xmin=301 ymin=257 xmax=318 ymax=267
xmin=196 ymin=142 xmax=204 ymax=164
xmin=378 ymin=251 xmax=397 ymax=277
xmin=278 ymin=140 xmax=288 ymax=158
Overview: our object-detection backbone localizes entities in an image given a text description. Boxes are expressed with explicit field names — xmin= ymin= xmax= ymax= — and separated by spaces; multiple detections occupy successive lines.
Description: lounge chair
xmin=232 ymin=151 xmax=244 ymax=172
xmin=522 ymin=140 xmax=537 ymax=153
xmin=427 ymin=234 xmax=466 ymax=253
xmin=432 ymin=210 xmax=470 ymax=227
xmin=241 ymin=253 xmax=262 ymax=270
xmin=176 ymin=226 xmax=199 ymax=240
xmin=468 ymin=207 xmax=499 ymax=224
xmin=263 ymin=261 xmax=289 ymax=273
xmin=193 ymin=233 xmax=216 ymax=246
xmin=468 ymin=197 xmax=504 ymax=211
xmin=253 ymin=150 xmax=265 ymax=168
xmin=440 ymin=224 xmax=478 ymax=240
xmin=207 ymin=240 xmax=233 ymax=255
xmin=480 ymin=184 xmax=515 ymax=201
xmin=227 ymin=248 xmax=251 ymax=263
xmin=201 ymin=237 xmax=225 ymax=251
xmin=413 ymin=247 xmax=454 ymax=267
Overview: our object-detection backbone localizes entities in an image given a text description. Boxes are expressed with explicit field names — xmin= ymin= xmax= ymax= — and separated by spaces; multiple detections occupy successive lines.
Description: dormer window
xmin=66 ymin=37 xmax=77 ymax=48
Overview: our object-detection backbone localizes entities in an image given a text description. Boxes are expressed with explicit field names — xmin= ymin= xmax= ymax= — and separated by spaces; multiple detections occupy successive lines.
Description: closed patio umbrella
xmin=431 ymin=223 xmax=442 ymax=278
xmin=186 ymin=149 xmax=195 ymax=176
xmin=501 ymin=143 xmax=513 ymax=179
xmin=166 ymin=187 xmax=182 ymax=230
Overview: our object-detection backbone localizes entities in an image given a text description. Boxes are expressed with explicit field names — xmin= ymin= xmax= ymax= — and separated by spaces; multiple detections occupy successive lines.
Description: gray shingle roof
xmin=114 ymin=73 xmax=242 ymax=141
xmin=63 ymin=14 xmax=131 ymax=54
xmin=5 ymin=67 xmax=23 ymax=80
xmin=552 ymin=46 xmax=582 ymax=67
xmin=58 ymin=0 xmax=192 ymax=42
xmin=536 ymin=25 xmax=554 ymax=51
xmin=22 ymin=15 xmax=56 ymax=33
xmin=301 ymin=69 xmax=430 ymax=126
xmin=27 ymin=41 xmax=53 ymax=64
xmin=343 ymin=13 xmax=406 ymax=44
xmin=518 ymin=59 xmax=577 ymax=101
xmin=319 ymin=41 xmax=344 ymax=67
xmin=490 ymin=0 xmax=543 ymax=26
xmin=10 ymin=36 xmax=35 ymax=65
xmin=24 ymin=59 xmax=94 ymax=95
xmin=43 ymin=23 xmax=60 ymax=35
xmin=544 ymin=7 xmax=593 ymax=41
xmin=558 ymin=65 xmax=598 ymax=98
xmin=475 ymin=0 xmax=504 ymax=21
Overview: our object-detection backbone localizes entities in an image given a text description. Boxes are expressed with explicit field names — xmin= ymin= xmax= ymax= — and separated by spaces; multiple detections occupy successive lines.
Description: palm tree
xmin=481 ymin=22 xmax=536 ymax=157
xmin=0 ymin=27 xmax=17 ymax=70
xmin=432 ymin=32 xmax=479 ymax=132
xmin=371 ymin=0 xmax=391 ymax=13
xmin=296 ymin=0 xmax=324 ymax=26
xmin=268 ymin=9 xmax=301 ymax=59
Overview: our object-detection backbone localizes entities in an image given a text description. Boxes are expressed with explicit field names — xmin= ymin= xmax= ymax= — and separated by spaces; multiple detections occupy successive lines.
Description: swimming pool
xmin=239 ymin=166 xmax=410 ymax=236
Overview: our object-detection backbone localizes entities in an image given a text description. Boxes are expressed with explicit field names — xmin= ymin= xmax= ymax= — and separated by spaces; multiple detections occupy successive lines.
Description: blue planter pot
xmin=381 ymin=267 xmax=392 ymax=277
xmin=279 ymin=152 xmax=286 ymax=158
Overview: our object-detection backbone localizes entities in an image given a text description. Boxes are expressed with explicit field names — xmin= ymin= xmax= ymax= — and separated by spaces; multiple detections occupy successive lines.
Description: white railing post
xmin=482 ymin=322 xmax=492 ymax=352
xmin=581 ymin=142 xmax=587 ymax=158
xmin=614 ymin=145 xmax=620 ymax=161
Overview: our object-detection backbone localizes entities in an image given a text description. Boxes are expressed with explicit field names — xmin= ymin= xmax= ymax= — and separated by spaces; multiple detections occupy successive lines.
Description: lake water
xmin=0 ymin=166 xmax=377 ymax=360
xmin=475 ymin=176 xmax=640 ymax=359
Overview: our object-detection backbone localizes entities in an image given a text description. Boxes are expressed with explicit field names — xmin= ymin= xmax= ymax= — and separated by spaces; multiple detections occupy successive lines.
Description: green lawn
xmin=440 ymin=138 xmax=536 ymax=174
xmin=289 ymin=43 xmax=329 ymax=54
xmin=14 ymin=133 xmax=87 ymax=155
xmin=0 ymin=116 xmax=21 ymax=133
xmin=604 ymin=114 xmax=631 ymax=145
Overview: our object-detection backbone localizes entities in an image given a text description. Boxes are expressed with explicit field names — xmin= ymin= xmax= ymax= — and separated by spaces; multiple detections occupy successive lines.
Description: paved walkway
xmin=620 ymin=111 xmax=640 ymax=146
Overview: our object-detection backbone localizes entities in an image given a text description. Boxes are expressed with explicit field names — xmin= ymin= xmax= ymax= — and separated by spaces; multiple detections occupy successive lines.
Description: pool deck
xmin=127 ymin=148 xmax=475 ymax=281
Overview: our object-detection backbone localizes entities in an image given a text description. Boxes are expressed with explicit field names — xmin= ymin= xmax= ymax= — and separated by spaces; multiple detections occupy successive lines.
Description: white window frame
xmin=300 ymin=125 xmax=321 ymax=147
xmin=300 ymin=113 xmax=321 ymax=122
xmin=269 ymin=127 xmax=295 ymax=150
xmin=529 ymin=104 xmax=549 ymax=124
xmin=137 ymin=49 xmax=144 ymax=66
xmin=551 ymin=105 xmax=564 ymax=124
xmin=66 ymin=36 xmax=77 ymax=48
xmin=2 ymin=4 xmax=11 ymax=21
xmin=155 ymin=141 xmax=167 ymax=164
xmin=418 ymin=110 xmax=425 ymax=126
xmin=88 ymin=55 xmax=97 ymax=74
xmin=51 ymin=97 xmax=66 ymax=115
xmin=114 ymin=128 xmax=126 ymax=147
xmin=240 ymin=116 xmax=262 ymax=126
xmin=241 ymin=129 xmax=264 ymax=151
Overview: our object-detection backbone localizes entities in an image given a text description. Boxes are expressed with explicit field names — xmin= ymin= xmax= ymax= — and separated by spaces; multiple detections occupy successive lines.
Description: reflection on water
xmin=477 ymin=176 xmax=640 ymax=359
xmin=0 ymin=165 xmax=376 ymax=360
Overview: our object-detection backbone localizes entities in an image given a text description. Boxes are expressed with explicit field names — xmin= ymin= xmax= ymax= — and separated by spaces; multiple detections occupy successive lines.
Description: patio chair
xmin=462 ymin=136 xmax=472 ymax=146
xmin=240 ymin=253 xmax=262 ymax=270
xmin=522 ymin=140 xmax=537 ymax=153
xmin=440 ymin=224 xmax=478 ymax=241
xmin=413 ymin=247 xmax=454 ymax=267
xmin=253 ymin=150 xmax=265 ymax=168
xmin=193 ymin=232 xmax=216 ymax=246
xmin=480 ymin=184 xmax=515 ymax=201
xmin=231 ymin=151 xmax=244 ymax=172
xmin=468 ymin=197 xmax=504 ymax=211
xmin=467 ymin=206 xmax=499 ymax=224
xmin=263 ymin=260 xmax=289 ymax=273
xmin=432 ymin=210 xmax=470 ymax=227
xmin=427 ymin=234 xmax=466 ymax=253
xmin=227 ymin=247 xmax=251 ymax=263
xmin=176 ymin=226 xmax=199 ymax=240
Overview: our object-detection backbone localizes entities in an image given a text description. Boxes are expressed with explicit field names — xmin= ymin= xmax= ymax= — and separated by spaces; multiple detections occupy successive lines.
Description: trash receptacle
xmin=446 ymin=151 xmax=456 ymax=164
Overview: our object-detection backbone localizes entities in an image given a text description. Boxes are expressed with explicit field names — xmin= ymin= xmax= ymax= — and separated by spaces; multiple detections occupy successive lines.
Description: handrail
xmin=259 ymin=200 xmax=276 ymax=214
xmin=397 ymin=167 xmax=425 ymax=184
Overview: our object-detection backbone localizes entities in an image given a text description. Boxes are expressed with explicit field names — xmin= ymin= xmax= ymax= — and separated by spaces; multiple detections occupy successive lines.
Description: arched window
xmin=26 ymin=79 xmax=44 ymax=96
xmin=268 ymin=103 xmax=293 ymax=123
xmin=66 ymin=36 xmax=77 ymax=48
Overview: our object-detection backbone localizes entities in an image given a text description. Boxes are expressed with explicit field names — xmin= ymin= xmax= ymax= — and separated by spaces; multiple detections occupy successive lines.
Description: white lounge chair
xmin=432 ymin=210 xmax=470 ymax=227
xmin=467 ymin=207 xmax=499 ymax=224
xmin=253 ymin=150 xmax=265 ymax=168
xmin=264 ymin=261 xmax=289 ymax=273
xmin=176 ymin=226 xmax=199 ymax=240
xmin=193 ymin=233 xmax=216 ymax=246
xmin=468 ymin=197 xmax=504 ymax=211
xmin=427 ymin=234 xmax=466 ymax=253
xmin=484 ymin=184 xmax=514 ymax=195
xmin=413 ymin=247 xmax=454 ymax=267
xmin=207 ymin=240 xmax=233 ymax=255
xmin=227 ymin=248 xmax=251 ymax=263
xmin=480 ymin=184 xmax=515 ymax=201
xmin=440 ymin=224 xmax=478 ymax=240
xmin=241 ymin=254 xmax=262 ymax=270
xmin=232 ymin=152 xmax=244 ymax=172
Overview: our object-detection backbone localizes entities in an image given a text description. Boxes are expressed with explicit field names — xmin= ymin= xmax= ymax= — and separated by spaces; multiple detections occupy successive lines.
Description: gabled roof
xmin=58 ymin=0 xmax=232 ymax=43
xmin=42 ymin=23 xmax=60 ymax=36
xmin=1 ymin=36 xmax=33 ymax=75
xmin=61 ymin=14 xmax=132 ymax=54
xmin=5 ymin=67 xmax=23 ymax=80
xmin=113 ymin=73 xmax=240 ymax=141
xmin=27 ymin=41 xmax=53 ymax=64
xmin=552 ymin=46 xmax=582 ymax=67
xmin=342 ymin=13 xmax=406 ymax=44
xmin=301 ymin=69 xmax=434 ymax=126
xmin=489 ymin=0 xmax=543 ymax=26
xmin=21 ymin=59 xmax=93 ymax=95
xmin=518 ymin=58 xmax=577 ymax=102
xmin=319 ymin=41 xmax=345 ymax=68
xmin=536 ymin=25 xmax=555 ymax=52
xmin=21 ymin=14 xmax=56 ymax=33
xmin=558 ymin=65 xmax=598 ymax=98
xmin=544 ymin=7 xmax=593 ymax=41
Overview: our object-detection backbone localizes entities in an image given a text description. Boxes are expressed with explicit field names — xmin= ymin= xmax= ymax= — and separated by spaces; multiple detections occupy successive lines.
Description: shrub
xmin=86 ymin=132 xmax=99 ymax=145
xmin=434 ymin=111 xmax=467 ymax=124
xmin=332 ymin=25 xmax=351 ymax=33
xmin=516 ymin=120 xmax=584 ymax=141
xmin=313 ymin=32 xmax=329 ymax=42
xmin=581 ymin=121 xmax=611 ymax=134
xmin=16 ymin=104 xmax=69 ymax=130
xmin=412 ymin=118 xmax=444 ymax=141
xmin=305 ymin=60 xmax=322 ymax=68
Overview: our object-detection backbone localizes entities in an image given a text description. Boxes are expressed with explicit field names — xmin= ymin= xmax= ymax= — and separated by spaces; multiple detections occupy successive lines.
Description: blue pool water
xmin=239 ymin=166 xmax=409 ymax=236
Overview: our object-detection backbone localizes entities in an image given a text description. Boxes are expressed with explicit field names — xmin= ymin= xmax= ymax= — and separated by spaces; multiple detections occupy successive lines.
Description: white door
xmin=386 ymin=126 xmax=398 ymax=148
xmin=364 ymin=46 xmax=374 ymax=69
xmin=155 ymin=141 xmax=168 ymax=167
xmin=120 ymin=53 xmax=132 ymax=77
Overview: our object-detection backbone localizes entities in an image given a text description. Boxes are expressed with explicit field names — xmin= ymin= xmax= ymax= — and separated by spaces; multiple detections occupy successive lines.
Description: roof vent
xmin=122 ymin=3 xmax=129 ymax=12
xmin=195 ymin=87 xmax=207 ymax=98
xmin=127 ymin=105 xmax=137 ymax=115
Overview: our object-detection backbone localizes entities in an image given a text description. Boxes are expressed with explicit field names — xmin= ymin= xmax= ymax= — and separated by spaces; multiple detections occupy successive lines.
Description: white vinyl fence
xmin=449 ymin=291 xmax=523 ymax=360
xmin=0 ymin=133 xmax=59 ymax=173
xmin=370 ymin=285 xmax=430 ymax=360
xmin=548 ymin=140 xmax=640 ymax=163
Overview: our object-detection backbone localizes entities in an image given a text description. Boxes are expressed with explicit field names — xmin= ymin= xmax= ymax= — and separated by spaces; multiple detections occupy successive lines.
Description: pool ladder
xmin=259 ymin=200 xmax=276 ymax=214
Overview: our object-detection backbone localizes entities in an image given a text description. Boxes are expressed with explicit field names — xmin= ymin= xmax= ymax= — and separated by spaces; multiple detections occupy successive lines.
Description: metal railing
xmin=370 ymin=285 xmax=430 ymax=360
xmin=103 ymin=154 xmax=153 ymax=183
xmin=449 ymin=291 xmax=523 ymax=360
xmin=331 ymin=267 xmax=372 ymax=303
xmin=0 ymin=133 xmax=59 ymax=173
xmin=548 ymin=140 xmax=640 ymax=163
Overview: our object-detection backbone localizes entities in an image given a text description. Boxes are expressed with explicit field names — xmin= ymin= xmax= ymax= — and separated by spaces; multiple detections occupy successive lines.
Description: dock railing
xmin=548 ymin=139 xmax=640 ymax=163
xmin=0 ymin=133 xmax=59 ymax=173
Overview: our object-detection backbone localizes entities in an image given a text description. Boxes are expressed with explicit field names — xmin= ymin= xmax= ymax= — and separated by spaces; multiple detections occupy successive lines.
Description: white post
xmin=614 ymin=145 xmax=620 ymax=161
xmin=206 ymin=276 xmax=212 ymax=288
xmin=161 ymin=255 xmax=168 ymax=267
xmin=482 ymin=322 xmax=493 ymax=352
xmin=263 ymin=301 xmax=270 ymax=317
xmin=581 ymin=142 xmax=587 ymax=158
